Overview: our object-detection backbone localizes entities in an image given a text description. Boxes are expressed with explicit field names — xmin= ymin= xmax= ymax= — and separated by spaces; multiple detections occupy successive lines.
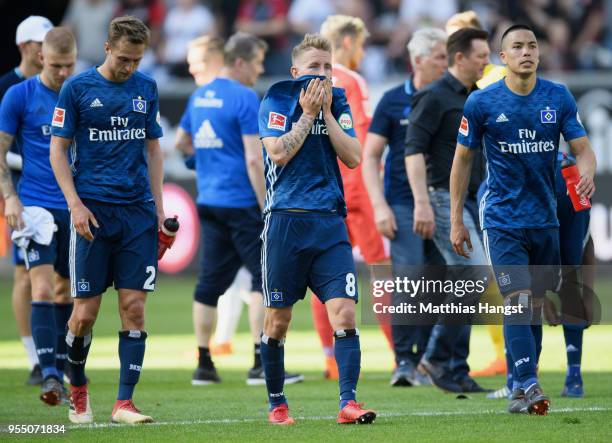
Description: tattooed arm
xmin=262 ymin=78 xmax=324 ymax=166
xmin=0 ymin=130 xmax=24 ymax=229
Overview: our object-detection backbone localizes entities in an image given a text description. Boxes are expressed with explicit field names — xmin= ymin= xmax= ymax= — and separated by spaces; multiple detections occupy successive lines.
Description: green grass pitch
xmin=1 ymin=276 xmax=611 ymax=441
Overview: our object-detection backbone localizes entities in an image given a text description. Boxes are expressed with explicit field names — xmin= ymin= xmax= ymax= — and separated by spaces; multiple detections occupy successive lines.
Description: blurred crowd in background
xmin=57 ymin=0 xmax=612 ymax=82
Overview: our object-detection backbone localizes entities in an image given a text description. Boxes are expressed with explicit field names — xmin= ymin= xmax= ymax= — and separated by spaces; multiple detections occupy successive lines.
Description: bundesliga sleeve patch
xmin=52 ymin=107 xmax=65 ymax=128
xmin=459 ymin=116 xmax=469 ymax=136
xmin=338 ymin=113 xmax=353 ymax=130
xmin=268 ymin=112 xmax=287 ymax=131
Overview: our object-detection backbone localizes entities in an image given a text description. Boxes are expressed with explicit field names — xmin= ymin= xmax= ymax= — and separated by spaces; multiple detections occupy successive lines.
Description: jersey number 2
xmin=143 ymin=266 xmax=156 ymax=290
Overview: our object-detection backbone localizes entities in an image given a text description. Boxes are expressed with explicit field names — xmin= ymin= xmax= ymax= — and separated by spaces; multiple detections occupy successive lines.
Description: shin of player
xmin=50 ymin=17 xmax=164 ymax=424
xmin=259 ymin=34 xmax=375 ymax=425
xmin=0 ymin=27 xmax=76 ymax=406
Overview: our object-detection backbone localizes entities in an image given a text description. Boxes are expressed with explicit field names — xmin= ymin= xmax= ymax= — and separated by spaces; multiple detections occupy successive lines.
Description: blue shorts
xmin=71 ymin=200 xmax=158 ymax=298
xmin=261 ymin=211 xmax=358 ymax=308
xmin=557 ymin=195 xmax=590 ymax=266
xmin=23 ymin=207 xmax=70 ymax=278
xmin=483 ymin=227 xmax=560 ymax=297
xmin=12 ymin=241 xmax=26 ymax=266
xmin=194 ymin=204 xmax=263 ymax=307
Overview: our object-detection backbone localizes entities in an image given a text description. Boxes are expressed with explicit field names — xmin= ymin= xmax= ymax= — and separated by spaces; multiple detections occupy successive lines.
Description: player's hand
xmin=413 ymin=202 xmax=435 ymax=239
xmin=322 ymin=78 xmax=333 ymax=116
xmin=71 ymin=201 xmax=99 ymax=241
xmin=576 ymin=173 xmax=595 ymax=199
xmin=374 ymin=203 xmax=397 ymax=239
xmin=156 ymin=208 xmax=166 ymax=230
xmin=4 ymin=194 xmax=25 ymax=231
xmin=450 ymin=221 xmax=472 ymax=258
xmin=299 ymin=78 xmax=324 ymax=118
xmin=543 ymin=297 xmax=560 ymax=326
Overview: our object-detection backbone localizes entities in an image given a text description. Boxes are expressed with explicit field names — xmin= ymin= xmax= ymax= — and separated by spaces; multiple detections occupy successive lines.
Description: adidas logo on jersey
xmin=194 ymin=119 xmax=223 ymax=148
xmin=90 ymin=98 xmax=104 ymax=108
xmin=496 ymin=113 xmax=509 ymax=122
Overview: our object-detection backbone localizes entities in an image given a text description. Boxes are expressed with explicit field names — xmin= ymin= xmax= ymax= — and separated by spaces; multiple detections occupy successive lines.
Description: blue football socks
xmin=261 ymin=334 xmax=287 ymax=409
xmin=66 ymin=329 xmax=92 ymax=386
xmin=54 ymin=303 xmax=73 ymax=380
xmin=118 ymin=330 xmax=147 ymax=400
xmin=334 ymin=329 xmax=361 ymax=409
xmin=31 ymin=301 xmax=59 ymax=381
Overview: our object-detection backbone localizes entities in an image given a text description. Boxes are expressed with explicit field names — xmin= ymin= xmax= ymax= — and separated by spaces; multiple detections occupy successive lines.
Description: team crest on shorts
xmin=133 ymin=97 xmax=147 ymax=114
xmin=270 ymin=290 xmax=283 ymax=302
xmin=27 ymin=249 xmax=40 ymax=263
xmin=78 ymin=279 xmax=90 ymax=292
xmin=540 ymin=108 xmax=557 ymax=124
xmin=497 ymin=272 xmax=511 ymax=287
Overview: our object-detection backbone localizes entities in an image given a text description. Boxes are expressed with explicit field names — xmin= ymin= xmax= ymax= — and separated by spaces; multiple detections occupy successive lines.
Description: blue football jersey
xmin=0 ymin=76 xmax=66 ymax=209
xmin=368 ymin=79 xmax=415 ymax=205
xmin=458 ymin=78 xmax=586 ymax=229
xmin=259 ymin=75 xmax=356 ymax=215
xmin=180 ymin=77 xmax=259 ymax=207
xmin=51 ymin=68 xmax=163 ymax=204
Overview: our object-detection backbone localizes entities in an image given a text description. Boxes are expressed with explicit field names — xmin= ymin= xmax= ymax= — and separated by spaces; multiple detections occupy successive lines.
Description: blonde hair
xmin=445 ymin=11 xmax=483 ymax=35
xmin=43 ymin=27 xmax=76 ymax=54
xmin=188 ymin=35 xmax=225 ymax=54
xmin=291 ymin=33 xmax=332 ymax=63
xmin=320 ymin=15 xmax=369 ymax=50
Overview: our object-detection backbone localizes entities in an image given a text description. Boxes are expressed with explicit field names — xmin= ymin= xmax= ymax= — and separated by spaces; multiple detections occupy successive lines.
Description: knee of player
xmin=264 ymin=309 xmax=291 ymax=338
xmin=330 ymin=304 xmax=356 ymax=330
xmin=121 ymin=299 xmax=146 ymax=324
xmin=503 ymin=290 xmax=534 ymax=325
xmin=30 ymin=281 xmax=55 ymax=302
xmin=73 ymin=309 xmax=97 ymax=331
xmin=54 ymin=277 xmax=71 ymax=300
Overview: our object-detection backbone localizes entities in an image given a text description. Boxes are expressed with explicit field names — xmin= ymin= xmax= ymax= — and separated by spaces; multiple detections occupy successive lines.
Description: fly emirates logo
xmin=498 ymin=129 xmax=555 ymax=154
xmin=292 ymin=110 xmax=328 ymax=135
xmin=89 ymin=116 xmax=146 ymax=142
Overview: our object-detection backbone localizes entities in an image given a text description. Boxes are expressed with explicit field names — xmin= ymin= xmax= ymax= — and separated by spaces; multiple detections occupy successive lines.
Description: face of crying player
xmin=291 ymin=48 xmax=333 ymax=80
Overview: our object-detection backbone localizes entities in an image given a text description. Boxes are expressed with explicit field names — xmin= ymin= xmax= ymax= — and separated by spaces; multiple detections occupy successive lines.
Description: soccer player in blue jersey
xmin=362 ymin=27 xmax=447 ymax=387
xmin=450 ymin=24 xmax=596 ymax=415
xmin=259 ymin=33 xmax=375 ymax=425
xmin=49 ymin=16 xmax=164 ymax=424
xmin=175 ymin=32 xmax=303 ymax=386
xmin=0 ymin=27 xmax=75 ymax=405
xmin=0 ymin=15 xmax=53 ymax=386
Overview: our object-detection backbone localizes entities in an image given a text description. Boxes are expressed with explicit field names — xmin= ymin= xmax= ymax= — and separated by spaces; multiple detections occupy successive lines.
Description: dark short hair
xmin=501 ymin=24 xmax=536 ymax=46
xmin=224 ymin=32 xmax=268 ymax=66
xmin=108 ymin=16 xmax=149 ymax=47
xmin=447 ymin=28 xmax=488 ymax=66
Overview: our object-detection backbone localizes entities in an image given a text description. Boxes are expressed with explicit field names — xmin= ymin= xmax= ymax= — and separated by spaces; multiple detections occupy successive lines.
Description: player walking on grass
xmin=0 ymin=15 xmax=53 ymax=386
xmin=49 ymin=16 xmax=164 ymax=424
xmin=450 ymin=24 xmax=596 ymax=415
xmin=0 ymin=27 xmax=76 ymax=406
xmin=309 ymin=15 xmax=392 ymax=380
xmin=259 ymin=34 xmax=375 ymax=425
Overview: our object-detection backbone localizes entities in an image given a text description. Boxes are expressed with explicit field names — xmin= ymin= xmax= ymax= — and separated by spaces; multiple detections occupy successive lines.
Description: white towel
xmin=11 ymin=206 xmax=57 ymax=249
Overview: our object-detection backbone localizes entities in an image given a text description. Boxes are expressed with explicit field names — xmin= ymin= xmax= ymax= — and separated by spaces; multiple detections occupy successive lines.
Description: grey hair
xmin=407 ymin=28 xmax=447 ymax=67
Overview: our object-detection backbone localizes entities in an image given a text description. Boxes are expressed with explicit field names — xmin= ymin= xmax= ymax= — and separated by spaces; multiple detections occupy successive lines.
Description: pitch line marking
xmin=65 ymin=406 xmax=612 ymax=430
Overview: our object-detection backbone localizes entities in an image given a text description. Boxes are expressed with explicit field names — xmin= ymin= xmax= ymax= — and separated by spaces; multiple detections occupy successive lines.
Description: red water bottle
xmin=561 ymin=156 xmax=591 ymax=212
xmin=158 ymin=215 xmax=180 ymax=260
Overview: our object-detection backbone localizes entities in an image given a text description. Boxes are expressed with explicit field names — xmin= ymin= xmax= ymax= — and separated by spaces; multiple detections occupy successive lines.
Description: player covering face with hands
xmin=258 ymin=34 xmax=374 ymax=426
